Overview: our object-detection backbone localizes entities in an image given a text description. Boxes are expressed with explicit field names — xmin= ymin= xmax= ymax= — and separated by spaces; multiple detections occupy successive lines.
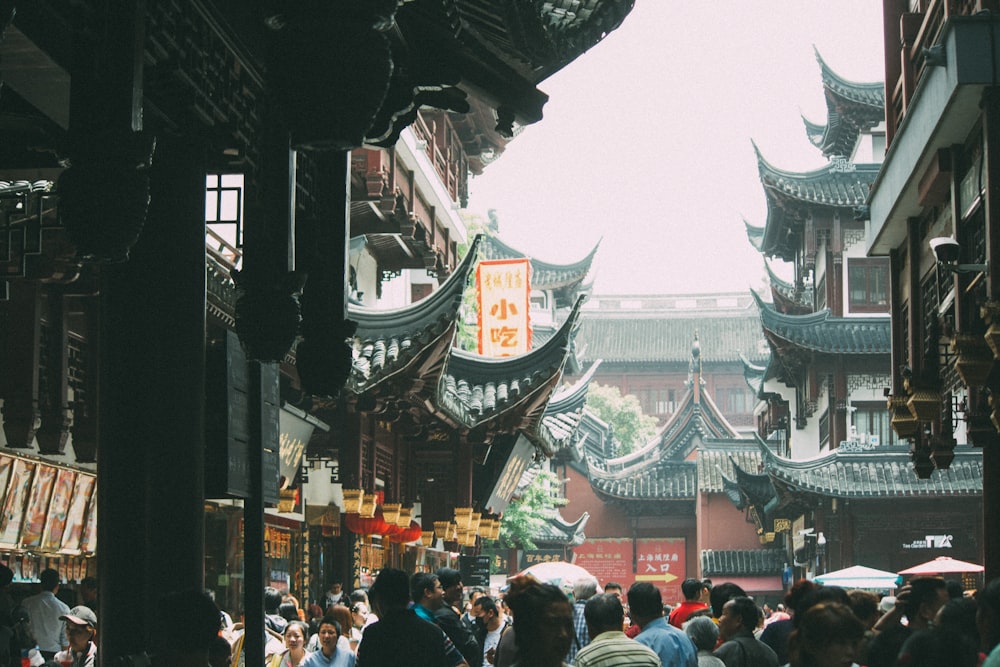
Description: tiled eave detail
xmin=346 ymin=236 xmax=481 ymax=393
xmin=437 ymin=297 xmax=582 ymax=447
xmin=541 ymin=361 xmax=602 ymax=459
xmin=759 ymin=441 xmax=983 ymax=498
xmin=805 ymin=48 xmax=885 ymax=158
xmin=588 ymin=460 xmax=698 ymax=501
xmin=755 ymin=146 xmax=879 ymax=260
xmin=744 ymin=218 xmax=764 ymax=252
xmin=698 ymin=443 xmax=763 ymax=494
xmin=754 ymin=291 xmax=891 ymax=355
xmin=531 ymin=508 xmax=590 ymax=547
xmin=701 ymin=549 xmax=786 ymax=577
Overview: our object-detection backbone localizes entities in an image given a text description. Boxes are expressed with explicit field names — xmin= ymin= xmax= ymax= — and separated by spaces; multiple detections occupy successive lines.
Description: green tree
xmin=498 ymin=469 xmax=567 ymax=550
xmin=455 ymin=209 xmax=498 ymax=351
xmin=585 ymin=383 xmax=658 ymax=456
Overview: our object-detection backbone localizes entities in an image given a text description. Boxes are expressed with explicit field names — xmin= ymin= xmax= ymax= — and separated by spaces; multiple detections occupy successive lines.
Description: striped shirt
xmin=575 ymin=631 xmax=662 ymax=667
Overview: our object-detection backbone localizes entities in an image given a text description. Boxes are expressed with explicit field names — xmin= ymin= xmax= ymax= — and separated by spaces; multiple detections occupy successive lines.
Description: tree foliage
xmin=585 ymin=383 xmax=658 ymax=456
xmin=498 ymin=469 xmax=567 ymax=551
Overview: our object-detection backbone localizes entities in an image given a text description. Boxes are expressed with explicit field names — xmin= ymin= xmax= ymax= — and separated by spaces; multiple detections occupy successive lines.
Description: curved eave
xmin=815 ymin=48 xmax=886 ymax=158
xmin=744 ymin=218 xmax=765 ymax=252
xmin=759 ymin=306 xmax=891 ymax=355
xmin=437 ymin=296 xmax=583 ymax=430
xmin=350 ymin=235 xmax=481 ymax=336
xmin=346 ymin=236 xmax=482 ymax=392
xmin=545 ymin=360 xmax=602 ymax=415
xmin=530 ymin=509 xmax=590 ymax=547
xmin=480 ymin=235 xmax=600 ymax=290
xmin=758 ymin=438 xmax=983 ymax=498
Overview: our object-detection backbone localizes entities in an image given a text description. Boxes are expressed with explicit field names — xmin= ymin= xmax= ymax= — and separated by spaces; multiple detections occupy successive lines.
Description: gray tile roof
xmin=587 ymin=460 xmax=698 ymax=500
xmin=531 ymin=509 xmax=590 ymax=547
xmin=760 ymin=442 xmax=983 ymax=498
xmin=575 ymin=311 xmax=768 ymax=364
xmin=346 ymin=236 xmax=481 ymax=393
xmin=701 ymin=549 xmax=786 ymax=576
xmin=439 ymin=297 xmax=583 ymax=452
xmin=755 ymin=291 xmax=891 ymax=355
xmin=478 ymin=235 xmax=597 ymax=309
xmin=698 ymin=443 xmax=763 ymax=493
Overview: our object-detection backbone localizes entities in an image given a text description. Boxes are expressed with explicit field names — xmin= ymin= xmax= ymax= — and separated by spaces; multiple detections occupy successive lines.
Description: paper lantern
xmin=453 ymin=507 xmax=473 ymax=530
xmin=397 ymin=506 xmax=413 ymax=529
xmin=420 ymin=531 xmax=435 ymax=547
xmin=389 ymin=520 xmax=423 ymax=544
xmin=433 ymin=521 xmax=452 ymax=540
xmin=345 ymin=509 xmax=388 ymax=536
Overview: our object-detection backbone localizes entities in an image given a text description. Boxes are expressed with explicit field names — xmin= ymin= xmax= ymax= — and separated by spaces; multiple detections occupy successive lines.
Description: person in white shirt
xmin=20 ymin=568 xmax=70 ymax=659
xmin=471 ymin=595 xmax=510 ymax=665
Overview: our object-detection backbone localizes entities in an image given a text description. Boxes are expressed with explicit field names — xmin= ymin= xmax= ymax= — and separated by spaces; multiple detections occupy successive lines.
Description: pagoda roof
xmin=438 ymin=297 xmax=583 ymax=454
xmin=754 ymin=145 xmax=879 ymax=261
xmin=803 ymin=49 xmax=885 ymax=159
xmin=346 ymin=236 xmax=483 ymax=393
xmin=701 ymin=548 xmax=786 ymax=577
xmin=531 ymin=508 xmax=590 ymax=547
xmin=587 ymin=340 xmax=743 ymax=501
xmin=575 ymin=309 xmax=767 ymax=365
xmin=753 ymin=290 xmax=890 ymax=356
xmin=478 ymin=235 xmax=599 ymax=308
xmin=740 ymin=352 xmax=777 ymax=397
xmin=758 ymin=439 xmax=983 ymax=499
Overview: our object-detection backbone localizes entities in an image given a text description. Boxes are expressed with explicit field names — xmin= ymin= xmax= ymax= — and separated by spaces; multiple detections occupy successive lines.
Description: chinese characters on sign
xmin=572 ymin=537 xmax=686 ymax=603
xmin=476 ymin=259 xmax=531 ymax=357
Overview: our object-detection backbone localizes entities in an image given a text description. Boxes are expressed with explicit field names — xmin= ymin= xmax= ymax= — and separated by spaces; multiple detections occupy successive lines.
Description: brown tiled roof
xmin=701 ymin=549 xmax=786 ymax=576
xmin=576 ymin=311 xmax=767 ymax=364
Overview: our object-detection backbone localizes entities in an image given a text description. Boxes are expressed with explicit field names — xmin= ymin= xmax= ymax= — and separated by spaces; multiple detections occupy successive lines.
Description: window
xmin=206 ymin=174 xmax=245 ymax=270
xmin=819 ymin=410 xmax=830 ymax=451
xmin=852 ymin=401 xmax=895 ymax=446
xmin=848 ymin=258 xmax=890 ymax=313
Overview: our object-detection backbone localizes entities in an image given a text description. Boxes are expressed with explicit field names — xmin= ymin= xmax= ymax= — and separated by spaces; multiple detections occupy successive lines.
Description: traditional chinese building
xmin=734 ymin=46 xmax=986 ymax=581
xmin=569 ymin=293 xmax=767 ymax=427
xmin=0 ymin=1 xmax=634 ymax=660
xmin=865 ymin=1 xmax=1000 ymax=580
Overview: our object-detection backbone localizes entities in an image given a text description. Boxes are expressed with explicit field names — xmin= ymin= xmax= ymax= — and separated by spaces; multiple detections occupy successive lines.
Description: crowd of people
xmin=7 ymin=565 xmax=1000 ymax=667
xmin=189 ymin=568 xmax=1000 ymax=667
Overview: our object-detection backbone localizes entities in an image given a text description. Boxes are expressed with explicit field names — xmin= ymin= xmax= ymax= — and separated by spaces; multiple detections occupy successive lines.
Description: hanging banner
xmin=476 ymin=258 xmax=531 ymax=357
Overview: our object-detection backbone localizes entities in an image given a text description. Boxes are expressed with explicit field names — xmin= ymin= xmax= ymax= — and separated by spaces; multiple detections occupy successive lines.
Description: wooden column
xmin=98 ymin=131 xmax=208 ymax=660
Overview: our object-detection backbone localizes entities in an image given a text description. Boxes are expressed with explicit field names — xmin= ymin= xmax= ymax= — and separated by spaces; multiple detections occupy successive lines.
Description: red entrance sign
xmin=572 ymin=537 xmax=686 ymax=604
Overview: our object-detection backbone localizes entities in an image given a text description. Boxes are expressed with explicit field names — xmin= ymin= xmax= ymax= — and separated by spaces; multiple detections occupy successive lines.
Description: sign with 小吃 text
xmin=476 ymin=259 xmax=531 ymax=357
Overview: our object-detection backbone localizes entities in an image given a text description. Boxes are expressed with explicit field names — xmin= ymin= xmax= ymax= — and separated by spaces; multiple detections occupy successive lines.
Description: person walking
xmin=21 ymin=568 xmax=70 ymax=660
xmin=627 ymin=582 xmax=698 ymax=667
xmin=683 ymin=616 xmax=725 ymax=667
xmin=435 ymin=568 xmax=482 ymax=667
xmin=470 ymin=595 xmax=510 ymax=666
xmin=301 ymin=616 xmax=354 ymax=667
xmin=669 ymin=579 xmax=710 ymax=629
xmin=713 ymin=597 xmax=778 ymax=667
xmin=573 ymin=594 xmax=660 ymax=667
xmin=269 ymin=620 xmax=312 ymax=667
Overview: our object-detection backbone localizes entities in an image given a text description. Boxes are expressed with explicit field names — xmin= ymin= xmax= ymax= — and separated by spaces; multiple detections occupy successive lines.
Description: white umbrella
xmin=899 ymin=556 xmax=984 ymax=576
xmin=814 ymin=565 xmax=901 ymax=589
xmin=513 ymin=561 xmax=598 ymax=593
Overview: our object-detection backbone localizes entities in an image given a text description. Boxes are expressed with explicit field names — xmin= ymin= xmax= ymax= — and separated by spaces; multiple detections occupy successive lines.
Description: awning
xmin=815 ymin=565 xmax=901 ymax=590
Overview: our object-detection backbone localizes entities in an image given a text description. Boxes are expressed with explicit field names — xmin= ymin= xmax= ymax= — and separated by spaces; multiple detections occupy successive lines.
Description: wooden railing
xmin=205 ymin=226 xmax=242 ymax=275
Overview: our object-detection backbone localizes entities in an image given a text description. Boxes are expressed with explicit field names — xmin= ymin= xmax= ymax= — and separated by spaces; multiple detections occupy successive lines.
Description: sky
xmin=465 ymin=2 xmax=886 ymax=296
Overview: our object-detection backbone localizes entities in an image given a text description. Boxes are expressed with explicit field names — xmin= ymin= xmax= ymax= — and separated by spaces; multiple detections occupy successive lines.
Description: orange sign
xmin=476 ymin=259 xmax=531 ymax=357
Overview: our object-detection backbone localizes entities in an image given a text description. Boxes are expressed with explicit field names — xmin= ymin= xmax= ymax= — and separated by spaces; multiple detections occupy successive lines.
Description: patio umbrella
xmin=899 ymin=556 xmax=984 ymax=576
xmin=814 ymin=565 xmax=901 ymax=589
xmin=513 ymin=561 xmax=598 ymax=593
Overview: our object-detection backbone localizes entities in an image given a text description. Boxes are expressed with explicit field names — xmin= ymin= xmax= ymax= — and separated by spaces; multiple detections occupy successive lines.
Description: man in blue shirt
xmin=627 ymin=582 xmax=698 ymax=667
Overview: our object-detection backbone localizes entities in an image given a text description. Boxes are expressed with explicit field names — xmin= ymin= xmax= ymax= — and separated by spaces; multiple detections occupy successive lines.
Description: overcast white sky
xmin=465 ymin=2 xmax=886 ymax=295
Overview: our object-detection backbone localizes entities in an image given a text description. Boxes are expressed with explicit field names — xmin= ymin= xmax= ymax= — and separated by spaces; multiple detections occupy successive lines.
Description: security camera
xmin=929 ymin=237 xmax=961 ymax=264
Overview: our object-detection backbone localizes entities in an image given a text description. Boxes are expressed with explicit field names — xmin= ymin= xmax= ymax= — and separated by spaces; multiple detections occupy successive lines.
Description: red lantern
xmin=389 ymin=520 xmax=424 ymax=544
xmin=345 ymin=510 xmax=388 ymax=536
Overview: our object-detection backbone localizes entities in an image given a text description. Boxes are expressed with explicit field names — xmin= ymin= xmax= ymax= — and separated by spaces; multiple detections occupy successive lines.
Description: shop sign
xmin=480 ymin=547 xmax=509 ymax=574
xmin=903 ymin=534 xmax=954 ymax=550
xmin=519 ymin=549 xmax=564 ymax=569
xmin=483 ymin=435 xmax=534 ymax=514
xmin=476 ymin=258 xmax=531 ymax=357
xmin=573 ymin=538 xmax=631 ymax=585
xmin=279 ymin=406 xmax=316 ymax=489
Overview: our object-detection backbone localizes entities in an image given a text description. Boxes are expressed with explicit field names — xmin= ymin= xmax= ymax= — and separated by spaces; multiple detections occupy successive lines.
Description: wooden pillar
xmin=98 ymin=129 xmax=208 ymax=658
